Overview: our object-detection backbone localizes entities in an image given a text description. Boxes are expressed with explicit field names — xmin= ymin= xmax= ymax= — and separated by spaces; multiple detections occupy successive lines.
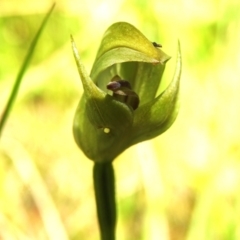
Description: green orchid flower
xmin=71 ymin=22 xmax=181 ymax=163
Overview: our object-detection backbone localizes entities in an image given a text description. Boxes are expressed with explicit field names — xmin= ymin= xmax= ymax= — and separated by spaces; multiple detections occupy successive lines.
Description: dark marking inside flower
xmin=106 ymin=75 xmax=140 ymax=110
xmin=152 ymin=42 xmax=162 ymax=48
xmin=106 ymin=81 xmax=121 ymax=90
xmin=107 ymin=80 xmax=132 ymax=90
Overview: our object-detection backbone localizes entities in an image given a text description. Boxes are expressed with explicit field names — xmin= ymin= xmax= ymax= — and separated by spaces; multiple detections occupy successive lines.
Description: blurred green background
xmin=1 ymin=0 xmax=240 ymax=239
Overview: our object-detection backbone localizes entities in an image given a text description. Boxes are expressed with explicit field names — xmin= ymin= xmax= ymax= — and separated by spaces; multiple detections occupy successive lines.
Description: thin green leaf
xmin=0 ymin=3 xmax=55 ymax=138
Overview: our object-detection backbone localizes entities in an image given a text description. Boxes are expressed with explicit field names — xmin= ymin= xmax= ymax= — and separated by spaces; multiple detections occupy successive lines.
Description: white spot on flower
xmin=103 ymin=128 xmax=110 ymax=133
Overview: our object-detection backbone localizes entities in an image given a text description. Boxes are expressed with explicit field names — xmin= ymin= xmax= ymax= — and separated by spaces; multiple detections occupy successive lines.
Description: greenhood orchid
xmin=71 ymin=22 xmax=181 ymax=162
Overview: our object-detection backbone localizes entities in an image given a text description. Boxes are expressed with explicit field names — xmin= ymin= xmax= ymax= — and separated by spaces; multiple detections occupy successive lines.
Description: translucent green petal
xmin=95 ymin=22 xmax=169 ymax=61
xmin=90 ymin=22 xmax=170 ymax=101
xmin=129 ymin=41 xmax=182 ymax=145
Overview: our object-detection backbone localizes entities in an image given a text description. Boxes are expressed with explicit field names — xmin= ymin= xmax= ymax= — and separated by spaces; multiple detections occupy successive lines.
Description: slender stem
xmin=93 ymin=162 xmax=116 ymax=240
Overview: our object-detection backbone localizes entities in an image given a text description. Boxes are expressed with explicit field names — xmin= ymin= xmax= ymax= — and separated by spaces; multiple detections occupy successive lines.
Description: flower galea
xmin=71 ymin=22 xmax=181 ymax=162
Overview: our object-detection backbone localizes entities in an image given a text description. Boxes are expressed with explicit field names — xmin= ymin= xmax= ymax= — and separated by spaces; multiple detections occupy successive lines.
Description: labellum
xmin=106 ymin=75 xmax=140 ymax=110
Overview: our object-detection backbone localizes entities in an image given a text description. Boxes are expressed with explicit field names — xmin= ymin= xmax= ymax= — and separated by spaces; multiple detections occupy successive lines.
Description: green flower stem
xmin=93 ymin=162 xmax=116 ymax=240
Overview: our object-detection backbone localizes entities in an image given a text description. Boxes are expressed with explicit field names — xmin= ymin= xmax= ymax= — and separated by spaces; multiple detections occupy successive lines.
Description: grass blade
xmin=0 ymin=3 xmax=55 ymax=137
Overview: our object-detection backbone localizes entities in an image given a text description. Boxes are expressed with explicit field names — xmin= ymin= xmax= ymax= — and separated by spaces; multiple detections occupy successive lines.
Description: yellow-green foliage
xmin=0 ymin=0 xmax=240 ymax=239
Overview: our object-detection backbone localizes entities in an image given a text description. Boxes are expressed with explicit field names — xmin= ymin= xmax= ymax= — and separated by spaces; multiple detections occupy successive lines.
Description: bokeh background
xmin=1 ymin=0 xmax=240 ymax=239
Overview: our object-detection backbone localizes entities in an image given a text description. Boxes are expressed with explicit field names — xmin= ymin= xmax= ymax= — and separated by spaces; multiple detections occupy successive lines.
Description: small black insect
xmin=107 ymin=75 xmax=140 ymax=110
xmin=152 ymin=42 xmax=162 ymax=48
